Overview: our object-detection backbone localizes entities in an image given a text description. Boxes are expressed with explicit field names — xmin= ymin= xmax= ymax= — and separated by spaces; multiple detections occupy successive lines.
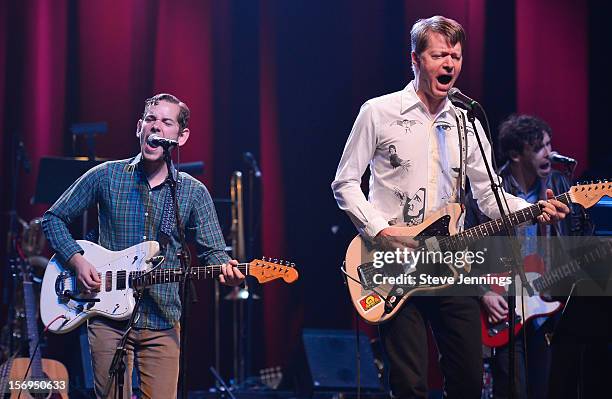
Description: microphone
xmin=447 ymin=87 xmax=480 ymax=110
xmin=147 ymin=134 xmax=178 ymax=149
xmin=243 ymin=152 xmax=262 ymax=178
xmin=549 ymin=151 xmax=577 ymax=165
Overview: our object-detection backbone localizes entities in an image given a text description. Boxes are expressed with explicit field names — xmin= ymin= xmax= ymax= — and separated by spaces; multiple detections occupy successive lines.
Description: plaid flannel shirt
xmin=42 ymin=154 xmax=230 ymax=329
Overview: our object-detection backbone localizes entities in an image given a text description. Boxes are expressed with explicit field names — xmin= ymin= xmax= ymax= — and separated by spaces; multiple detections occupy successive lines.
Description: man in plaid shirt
xmin=42 ymin=93 xmax=244 ymax=398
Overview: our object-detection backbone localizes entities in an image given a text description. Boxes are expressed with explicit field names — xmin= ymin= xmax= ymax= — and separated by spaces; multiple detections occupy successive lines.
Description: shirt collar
xmin=400 ymin=80 xmax=454 ymax=118
xmin=499 ymin=163 xmax=545 ymax=198
xmin=128 ymin=153 xmax=179 ymax=182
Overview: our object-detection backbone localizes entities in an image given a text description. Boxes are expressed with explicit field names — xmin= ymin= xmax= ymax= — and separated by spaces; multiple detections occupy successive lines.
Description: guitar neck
xmin=130 ymin=263 xmax=250 ymax=286
xmin=532 ymin=240 xmax=612 ymax=292
xmin=443 ymin=192 xmax=572 ymax=250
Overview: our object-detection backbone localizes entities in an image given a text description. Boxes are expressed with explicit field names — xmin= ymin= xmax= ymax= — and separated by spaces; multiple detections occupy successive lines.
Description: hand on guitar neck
xmin=536 ymin=188 xmax=570 ymax=224
xmin=218 ymin=259 xmax=245 ymax=286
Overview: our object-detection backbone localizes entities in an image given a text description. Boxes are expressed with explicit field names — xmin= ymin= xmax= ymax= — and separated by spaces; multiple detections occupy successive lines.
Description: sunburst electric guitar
xmin=344 ymin=182 xmax=612 ymax=324
xmin=40 ymin=240 xmax=299 ymax=334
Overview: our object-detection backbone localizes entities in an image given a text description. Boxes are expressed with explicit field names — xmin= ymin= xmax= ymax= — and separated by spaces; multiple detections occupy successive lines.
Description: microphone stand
xmin=465 ymin=103 xmax=533 ymax=399
xmin=161 ymin=146 xmax=195 ymax=399
xmin=102 ymin=288 xmax=144 ymax=399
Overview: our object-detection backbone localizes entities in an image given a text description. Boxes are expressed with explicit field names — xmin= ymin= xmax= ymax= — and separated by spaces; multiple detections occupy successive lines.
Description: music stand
xmin=32 ymin=157 xmax=107 ymax=205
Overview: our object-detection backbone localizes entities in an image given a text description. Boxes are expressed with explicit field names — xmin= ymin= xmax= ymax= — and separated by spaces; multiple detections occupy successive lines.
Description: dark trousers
xmin=379 ymin=296 xmax=482 ymax=399
xmin=547 ymin=296 xmax=612 ymax=399
xmin=491 ymin=318 xmax=553 ymax=399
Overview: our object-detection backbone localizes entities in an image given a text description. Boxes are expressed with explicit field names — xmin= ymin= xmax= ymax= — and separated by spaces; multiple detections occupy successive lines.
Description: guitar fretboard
xmin=439 ymin=193 xmax=572 ymax=251
xmin=532 ymin=240 xmax=612 ymax=292
xmin=128 ymin=263 xmax=250 ymax=287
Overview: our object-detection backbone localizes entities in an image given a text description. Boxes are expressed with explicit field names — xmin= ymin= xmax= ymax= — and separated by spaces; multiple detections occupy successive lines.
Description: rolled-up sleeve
xmin=41 ymin=163 xmax=106 ymax=264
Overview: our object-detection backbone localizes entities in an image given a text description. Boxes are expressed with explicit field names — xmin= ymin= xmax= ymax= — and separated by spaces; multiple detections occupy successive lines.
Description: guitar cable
xmin=354 ymin=309 xmax=361 ymax=399
xmin=16 ymin=235 xmax=69 ymax=398
xmin=131 ymin=255 xmax=165 ymax=284
xmin=340 ymin=266 xmax=393 ymax=308
xmin=17 ymin=314 xmax=67 ymax=399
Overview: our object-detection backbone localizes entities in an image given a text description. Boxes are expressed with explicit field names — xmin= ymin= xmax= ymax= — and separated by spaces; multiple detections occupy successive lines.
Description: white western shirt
xmin=332 ymin=81 xmax=530 ymax=238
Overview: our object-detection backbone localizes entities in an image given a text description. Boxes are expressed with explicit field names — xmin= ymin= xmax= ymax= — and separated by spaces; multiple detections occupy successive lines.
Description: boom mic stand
xmin=463 ymin=102 xmax=533 ymax=399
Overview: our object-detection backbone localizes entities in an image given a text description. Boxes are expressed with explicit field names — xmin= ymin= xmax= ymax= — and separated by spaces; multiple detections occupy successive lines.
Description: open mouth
xmin=540 ymin=161 xmax=551 ymax=170
xmin=437 ymin=75 xmax=453 ymax=85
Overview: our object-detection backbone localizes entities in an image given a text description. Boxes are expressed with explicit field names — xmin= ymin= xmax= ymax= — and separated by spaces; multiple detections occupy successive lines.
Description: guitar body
xmin=41 ymin=240 xmax=298 ymax=334
xmin=40 ymin=240 xmax=160 ymax=334
xmin=8 ymin=358 xmax=68 ymax=398
xmin=344 ymin=181 xmax=612 ymax=325
xmin=345 ymin=203 xmax=464 ymax=324
xmin=481 ymin=255 xmax=563 ymax=347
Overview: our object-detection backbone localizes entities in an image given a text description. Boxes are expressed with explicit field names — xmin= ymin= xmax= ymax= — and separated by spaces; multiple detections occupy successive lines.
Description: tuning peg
xmin=291 ymin=262 xmax=296 ymax=267
xmin=273 ymin=258 xmax=278 ymax=263
xmin=262 ymin=256 xmax=267 ymax=262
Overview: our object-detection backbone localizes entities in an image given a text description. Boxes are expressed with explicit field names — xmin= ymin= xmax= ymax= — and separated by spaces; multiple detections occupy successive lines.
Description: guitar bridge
xmin=357 ymin=264 xmax=374 ymax=289
xmin=488 ymin=315 xmax=522 ymax=337
xmin=55 ymin=271 xmax=73 ymax=302
xmin=55 ymin=271 xmax=100 ymax=303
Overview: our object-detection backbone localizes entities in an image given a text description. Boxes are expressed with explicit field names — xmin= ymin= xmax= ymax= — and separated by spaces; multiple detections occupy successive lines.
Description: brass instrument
xmin=21 ymin=217 xmax=47 ymax=257
xmin=215 ymin=171 xmax=248 ymax=385
xmin=230 ymin=171 xmax=246 ymax=262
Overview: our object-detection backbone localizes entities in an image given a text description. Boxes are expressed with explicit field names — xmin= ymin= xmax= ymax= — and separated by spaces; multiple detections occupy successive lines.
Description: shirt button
xmin=144 ymin=212 xmax=149 ymax=216
xmin=143 ymin=235 xmax=147 ymax=240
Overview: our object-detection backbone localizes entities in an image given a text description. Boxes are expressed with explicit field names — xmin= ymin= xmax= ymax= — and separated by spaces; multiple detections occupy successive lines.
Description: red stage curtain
xmin=516 ymin=0 xmax=588 ymax=175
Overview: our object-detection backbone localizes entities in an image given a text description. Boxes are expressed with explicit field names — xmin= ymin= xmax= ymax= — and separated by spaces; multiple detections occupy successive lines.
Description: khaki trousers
xmin=88 ymin=318 xmax=180 ymax=399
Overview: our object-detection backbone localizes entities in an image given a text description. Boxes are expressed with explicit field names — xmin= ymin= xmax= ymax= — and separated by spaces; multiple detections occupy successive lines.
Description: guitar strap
xmin=159 ymin=175 xmax=181 ymax=249
xmin=451 ymin=104 xmax=468 ymax=211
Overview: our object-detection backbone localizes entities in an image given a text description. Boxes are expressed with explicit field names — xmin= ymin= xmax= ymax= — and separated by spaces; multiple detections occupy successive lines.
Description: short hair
xmin=410 ymin=15 xmax=466 ymax=56
xmin=142 ymin=93 xmax=190 ymax=132
xmin=498 ymin=114 xmax=552 ymax=161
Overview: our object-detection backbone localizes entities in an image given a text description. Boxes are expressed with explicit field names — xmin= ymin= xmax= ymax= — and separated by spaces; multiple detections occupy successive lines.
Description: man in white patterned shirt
xmin=332 ymin=16 xmax=569 ymax=398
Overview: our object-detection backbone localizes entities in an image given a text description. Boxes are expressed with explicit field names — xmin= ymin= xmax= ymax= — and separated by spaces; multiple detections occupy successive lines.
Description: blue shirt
xmin=42 ymin=154 xmax=230 ymax=329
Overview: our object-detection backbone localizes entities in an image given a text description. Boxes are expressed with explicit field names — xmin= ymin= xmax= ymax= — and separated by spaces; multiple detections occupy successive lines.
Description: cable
xmin=339 ymin=266 xmax=392 ymax=307
xmin=354 ymin=310 xmax=361 ymax=399
xmin=17 ymin=315 xmax=67 ymax=399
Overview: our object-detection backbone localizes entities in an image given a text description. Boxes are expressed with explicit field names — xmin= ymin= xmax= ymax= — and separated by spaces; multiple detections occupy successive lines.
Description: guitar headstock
xmin=248 ymin=257 xmax=299 ymax=284
xmin=569 ymin=180 xmax=612 ymax=209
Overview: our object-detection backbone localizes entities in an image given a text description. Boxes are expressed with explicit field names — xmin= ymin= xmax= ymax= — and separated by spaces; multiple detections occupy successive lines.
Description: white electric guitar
xmin=40 ymin=240 xmax=299 ymax=334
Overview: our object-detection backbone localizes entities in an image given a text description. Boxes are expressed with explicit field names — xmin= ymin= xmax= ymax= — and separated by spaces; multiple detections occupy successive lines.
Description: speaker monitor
xmin=299 ymin=329 xmax=381 ymax=392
